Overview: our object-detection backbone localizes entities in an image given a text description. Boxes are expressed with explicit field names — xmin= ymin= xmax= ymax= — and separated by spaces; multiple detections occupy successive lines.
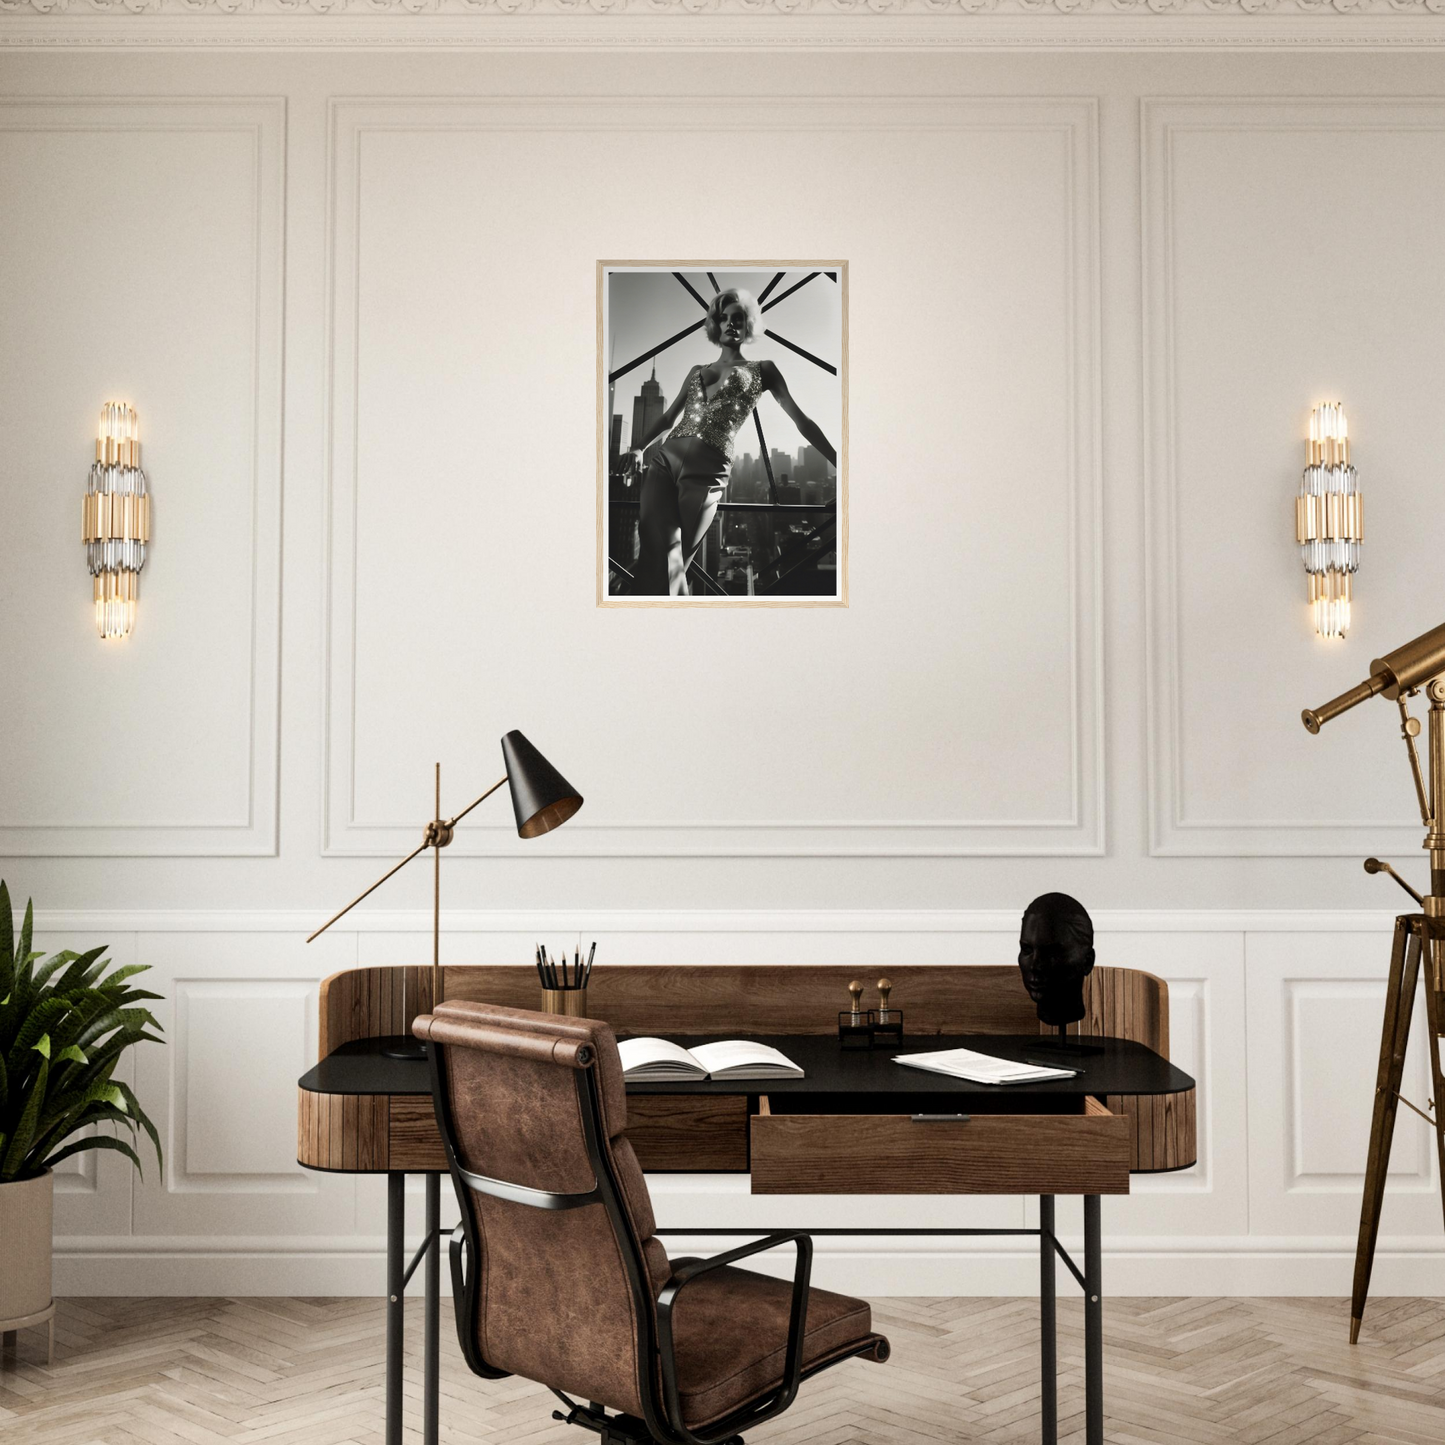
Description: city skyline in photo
xmin=604 ymin=266 xmax=843 ymax=466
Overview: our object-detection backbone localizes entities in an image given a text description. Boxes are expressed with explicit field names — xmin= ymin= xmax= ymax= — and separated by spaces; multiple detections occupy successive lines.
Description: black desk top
xmin=299 ymin=1034 xmax=1194 ymax=1100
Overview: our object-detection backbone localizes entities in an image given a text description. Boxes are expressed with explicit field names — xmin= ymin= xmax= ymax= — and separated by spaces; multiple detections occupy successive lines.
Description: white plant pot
xmin=0 ymin=1170 xmax=54 ymax=1327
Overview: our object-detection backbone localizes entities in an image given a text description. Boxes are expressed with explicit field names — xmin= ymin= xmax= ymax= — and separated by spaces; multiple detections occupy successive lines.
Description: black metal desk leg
xmin=386 ymin=1172 xmax=405 ymax=1445
xmin=425 ymin=1173 xmax=440 ymax=1445
xmin=1083 ymin=1194 xmax=1103 ymax=1445
xmin=1040 ymin=1195 xmax=1056 ymax=1445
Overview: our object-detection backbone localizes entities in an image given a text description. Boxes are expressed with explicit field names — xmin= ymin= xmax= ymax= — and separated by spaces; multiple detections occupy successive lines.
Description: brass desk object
xmin=1301 ymin=618 xmax=1445 ymax=1342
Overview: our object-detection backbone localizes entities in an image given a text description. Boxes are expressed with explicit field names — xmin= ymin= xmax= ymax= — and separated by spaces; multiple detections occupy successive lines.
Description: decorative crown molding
xmin=6 ymin=0 xmax=1445 ymax=15
xmin=8 ymin=1 xmax=1445 ymax=50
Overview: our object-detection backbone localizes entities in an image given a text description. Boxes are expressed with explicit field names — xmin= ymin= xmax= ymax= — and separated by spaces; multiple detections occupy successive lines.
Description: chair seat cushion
xmin=665 ymin=1262 xmax=885 ymax=1428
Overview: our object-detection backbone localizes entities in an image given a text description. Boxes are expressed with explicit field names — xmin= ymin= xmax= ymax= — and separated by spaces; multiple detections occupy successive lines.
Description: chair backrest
xmin=413 ymin=1001 xmax=671 ymax=1417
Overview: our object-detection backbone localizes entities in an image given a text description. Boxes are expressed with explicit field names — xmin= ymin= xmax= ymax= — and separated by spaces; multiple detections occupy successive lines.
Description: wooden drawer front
xmin=625 ymin=1095 xmax=749 ymax=1172
xmin=750 ymin=1097 xmax=1130 ymax=1196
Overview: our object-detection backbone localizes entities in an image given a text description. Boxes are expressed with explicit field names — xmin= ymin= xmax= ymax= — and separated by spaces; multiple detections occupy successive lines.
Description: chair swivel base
xmin=553 ymin=1399 xmax=741 ymax=1445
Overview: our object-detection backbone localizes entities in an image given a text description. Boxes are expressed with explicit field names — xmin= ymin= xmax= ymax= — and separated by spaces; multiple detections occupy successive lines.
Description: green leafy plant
xmin=0 ymin=880 xmax=164 ymax=1185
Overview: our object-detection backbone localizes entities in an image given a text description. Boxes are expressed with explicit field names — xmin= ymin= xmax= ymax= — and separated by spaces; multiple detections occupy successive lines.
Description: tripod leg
xmin=1419 ymin=929 xmax=1445 ymax=1244
xmin=1351 ymin=918 xmax=1421 ymax=1343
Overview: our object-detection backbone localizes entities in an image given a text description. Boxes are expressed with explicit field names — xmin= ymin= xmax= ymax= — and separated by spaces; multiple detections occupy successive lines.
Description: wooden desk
xmin=297 ymin=965 xmax=1195 ymax=1445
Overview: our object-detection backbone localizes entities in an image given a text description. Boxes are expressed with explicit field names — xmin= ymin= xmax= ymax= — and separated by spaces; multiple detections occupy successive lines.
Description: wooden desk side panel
xmin=1069 ymin=968 xmax=1189 ymax=1170
xmin=297 ymin=1089 xmax=389 ymax=1171
xmin=318 ymin=966 xmax=436 ymax=1058
xmin=1108 ymin=1087 xmax=1197 ymax=1172
xmin=1069 ymin=967 xmax=1170 ymax=1058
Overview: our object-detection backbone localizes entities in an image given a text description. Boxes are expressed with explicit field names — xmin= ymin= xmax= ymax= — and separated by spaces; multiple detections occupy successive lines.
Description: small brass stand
xmin=1303 ymin=620 xmax=1445 ymax=1342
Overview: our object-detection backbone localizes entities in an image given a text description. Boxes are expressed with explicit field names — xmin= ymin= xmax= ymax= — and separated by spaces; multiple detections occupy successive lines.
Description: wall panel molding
xmin=0 ymin=97 xmax=285 ymax=857
xmin=173 ymin=979 xmax=317 ymax=1192
xmin=29 ymin=905 xmax=1409 ymax=934
xmin=1245 ymin=929 xmax=1443 ymax=1239
xmin=1142 ymin=97 xmax=1445 ymax=858
xmin=323 ymin=96 xmax=1103 ymax=858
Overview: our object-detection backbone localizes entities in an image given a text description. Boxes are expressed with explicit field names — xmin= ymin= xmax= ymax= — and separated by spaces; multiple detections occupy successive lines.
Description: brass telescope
xmin=1302 ymin=617 xmax=1445 ymax=732
xmin=1302 ymin=616 xmax=1445 ymax=1346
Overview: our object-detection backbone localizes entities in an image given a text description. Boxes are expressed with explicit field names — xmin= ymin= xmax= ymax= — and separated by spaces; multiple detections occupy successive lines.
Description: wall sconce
xmin=82 ymin=402 xmax=150 ymax=640
xmin=1297 ymin=401 xmax=1362 ymax=640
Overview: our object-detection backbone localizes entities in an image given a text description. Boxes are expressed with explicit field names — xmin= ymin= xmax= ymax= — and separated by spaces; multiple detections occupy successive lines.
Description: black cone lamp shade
xmin=502 ymin=730 xmax=584 ymax=839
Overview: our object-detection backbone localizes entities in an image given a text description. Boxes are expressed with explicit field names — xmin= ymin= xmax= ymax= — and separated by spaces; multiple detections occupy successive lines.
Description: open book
xmin=894 ymin=1047 xmax=1077 ymax=1085
xmin=617 ymin=1037 xmax=804 ymax=1083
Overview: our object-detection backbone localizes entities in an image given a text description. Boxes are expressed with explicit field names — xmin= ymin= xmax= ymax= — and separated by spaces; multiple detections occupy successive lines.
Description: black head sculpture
xmin=1018 ymin=892 xmax=1096 ymax=1028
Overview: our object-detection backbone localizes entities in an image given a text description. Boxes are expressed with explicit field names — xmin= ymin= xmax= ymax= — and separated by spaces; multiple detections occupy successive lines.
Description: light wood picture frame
xmin=597 ymin=261 xmax=848 ymax=608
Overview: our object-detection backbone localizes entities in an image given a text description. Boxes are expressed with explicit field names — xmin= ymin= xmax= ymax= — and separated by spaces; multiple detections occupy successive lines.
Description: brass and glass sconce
xmin=83 ymin=402 xmax=150 ymax=640
xmin=1297 ymin=401 xmax=1362 ymax=640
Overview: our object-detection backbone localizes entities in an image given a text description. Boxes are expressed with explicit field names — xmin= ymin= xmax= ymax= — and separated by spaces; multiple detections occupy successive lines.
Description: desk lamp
xmin=307 ymin=729 xmax=583 ymax=1058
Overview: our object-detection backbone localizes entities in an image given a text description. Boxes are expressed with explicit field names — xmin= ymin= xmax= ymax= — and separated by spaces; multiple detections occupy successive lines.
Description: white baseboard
xmin=52 ymin=1236 xmax=1445 ymax=1299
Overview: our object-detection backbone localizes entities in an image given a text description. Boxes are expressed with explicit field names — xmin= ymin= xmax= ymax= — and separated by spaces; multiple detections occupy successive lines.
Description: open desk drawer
xmin=750 ymin=1093 xmax=1131 ymax=1195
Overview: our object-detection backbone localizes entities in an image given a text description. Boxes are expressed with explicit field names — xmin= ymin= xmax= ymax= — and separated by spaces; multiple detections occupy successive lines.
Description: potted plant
xmin=0 ymin=881 xmax=164 ymax=1343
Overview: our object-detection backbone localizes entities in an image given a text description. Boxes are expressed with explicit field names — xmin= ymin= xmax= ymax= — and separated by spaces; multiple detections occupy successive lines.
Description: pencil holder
xmin=869 ymin=1010 xmax=904 ymax=1049
xmin=542 ymin=987 xmax=588 ymax=1017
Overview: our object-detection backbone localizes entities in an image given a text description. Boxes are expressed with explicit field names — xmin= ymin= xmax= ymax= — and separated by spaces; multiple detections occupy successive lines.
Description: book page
xmin=617 ymin=1037 xmax=704 ymax=1074
xmin=690 ymin=1041 xmax=802 ymax=1074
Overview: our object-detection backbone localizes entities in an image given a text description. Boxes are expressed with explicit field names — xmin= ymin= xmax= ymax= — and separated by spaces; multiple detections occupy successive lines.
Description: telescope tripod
xmin=1350 ymin=913 xmax=1445 ymax=1342
xmin=1349 ymin=678 xmax=1445 ymax=1342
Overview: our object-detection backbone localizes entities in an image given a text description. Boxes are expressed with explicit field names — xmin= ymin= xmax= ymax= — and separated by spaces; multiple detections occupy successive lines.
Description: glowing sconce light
xmin=82 ymin=403 xmax=150 ymax=640
xmin=1297 ymin=402 xmax=1362 ymax=640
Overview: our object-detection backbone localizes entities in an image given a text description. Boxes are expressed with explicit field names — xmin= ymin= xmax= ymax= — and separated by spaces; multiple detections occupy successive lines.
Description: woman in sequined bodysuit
xmin=627 ymin=287 xmax=837 ymax=596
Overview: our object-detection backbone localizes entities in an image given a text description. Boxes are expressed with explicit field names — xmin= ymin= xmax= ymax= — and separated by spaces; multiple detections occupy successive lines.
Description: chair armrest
xmin=654 ymin=1232 xmax=814 ymax=1445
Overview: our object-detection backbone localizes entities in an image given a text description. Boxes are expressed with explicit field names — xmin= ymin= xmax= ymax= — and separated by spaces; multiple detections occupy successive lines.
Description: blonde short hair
xmin=705 ymin=288 xmax=762 ymax=345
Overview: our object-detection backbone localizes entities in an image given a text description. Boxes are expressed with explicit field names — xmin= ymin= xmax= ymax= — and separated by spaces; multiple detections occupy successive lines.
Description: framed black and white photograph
xmin=598 ymin=261 xmax=847 ymax=606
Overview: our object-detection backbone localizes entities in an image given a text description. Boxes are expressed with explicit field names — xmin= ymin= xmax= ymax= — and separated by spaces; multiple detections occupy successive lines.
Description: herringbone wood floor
xmin=2 ymin=1296 xmax=1444 ymax=1444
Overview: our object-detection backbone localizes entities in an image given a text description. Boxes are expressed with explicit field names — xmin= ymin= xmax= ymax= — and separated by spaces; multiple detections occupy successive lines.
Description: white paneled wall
xmin=324 ymin=97 xmax=1102 ymax=859
xmin=0 ymin=99 xmax=284 ymax=857
xmin=1143 ymin=97 xmax=1445 ymax=858
xmin=7 ymin=43 xmax=1445 ymax=1298
xmin=32 ymin=909 xmax=1440 ymax=1297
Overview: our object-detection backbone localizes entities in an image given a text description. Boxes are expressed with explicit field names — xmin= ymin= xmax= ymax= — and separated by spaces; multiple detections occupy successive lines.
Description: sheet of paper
xmin=894 ymin=1047 xmax=1077 ymax=1085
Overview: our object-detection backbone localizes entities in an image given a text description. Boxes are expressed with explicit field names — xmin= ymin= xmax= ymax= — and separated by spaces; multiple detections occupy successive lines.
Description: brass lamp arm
xmin=305 ymin=773 xmax=507 ymax=944
xmin=306 ymin=838 xmax=432 ymax=943
xmin=445 ymin=775 xmax=508 ymax=831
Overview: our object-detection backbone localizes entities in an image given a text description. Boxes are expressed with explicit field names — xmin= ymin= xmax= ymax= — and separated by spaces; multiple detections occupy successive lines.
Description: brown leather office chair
xmin=413 ymin=1001 xmax=889 ymax=1445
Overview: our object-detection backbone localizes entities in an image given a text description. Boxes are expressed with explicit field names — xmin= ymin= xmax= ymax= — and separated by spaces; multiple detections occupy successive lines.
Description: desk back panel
xmin=318 ymin=964 xmax=1167 ymax=1056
